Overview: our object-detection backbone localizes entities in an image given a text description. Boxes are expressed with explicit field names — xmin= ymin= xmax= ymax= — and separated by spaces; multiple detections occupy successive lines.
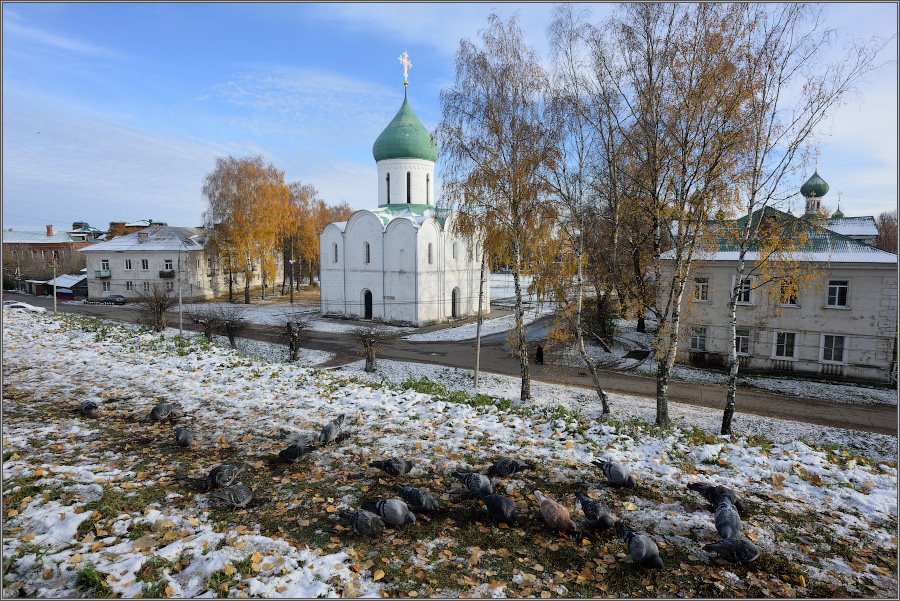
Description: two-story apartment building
xmin=667 ymin=208 xmax=897 ymax=383
xmin=78 ymin=224 xmax=228 ymax=302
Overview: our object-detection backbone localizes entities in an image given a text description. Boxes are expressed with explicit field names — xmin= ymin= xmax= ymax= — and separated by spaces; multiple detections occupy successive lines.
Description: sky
xmin=2 ymin=2 xmax=897 ymax=235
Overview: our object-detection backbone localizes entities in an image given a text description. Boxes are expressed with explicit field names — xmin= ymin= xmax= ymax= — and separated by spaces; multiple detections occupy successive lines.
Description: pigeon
xmin=475 ymin=493 xmax=519 ymax=526
xmin=534 ymin=490 xmax=578 ymax=532
xmin=280 ymin=443 xmax=315 ymax=463
xmin=209 ymin=484 xmax=253 ymax=509
xmin=704 ymin=536 xmax=760 ymax=563
xmin=575 ymin=491 xmax=615 ymax=531
xmin=392 ymin=485 xmax=439 ymax=512
xmin=318 ymin=414 xmax=345 ymax=443
xmin=714 ymin=496 xmax=743 ymax=539
xmin=592 ymin=459 xmax=637 ymax=487
xmin=360 ymin=499 xmax=416 ymax=527
xmin=144 ymin=402 xmax=176 ymax=421
xmin=615 ymin=522 xmax=664 ymax=569
xmin=340 ymin=510 xmax=385 ymax=537
xmin=369 ymin=458 xmax=414 ymax=478
xmin=204 ymin=465 xmax=248 ymax=491
xmin=687 ymin=483 xmax=745 ymax=512
xmin=486 ymin=457 xmax=535 ymax=477
xmin=79 ymin=400 xmax=100 ymax=415
xmin=174 ymin=427 xmax=194 ymax=447
xmin=451 ymin=471 xmax=492 ymax=496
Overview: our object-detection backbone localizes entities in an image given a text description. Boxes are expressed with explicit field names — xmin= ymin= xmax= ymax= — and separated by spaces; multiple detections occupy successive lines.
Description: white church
xmin=318 ymin=54 xmax=489 ymax=326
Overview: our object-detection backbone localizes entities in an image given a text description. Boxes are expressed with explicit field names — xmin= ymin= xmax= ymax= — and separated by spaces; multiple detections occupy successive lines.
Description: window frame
xmin=820 ymin=333 xmax=848 ymax=364
xmin=164 ymin=259 xmax=173 ymax=270
xmin=124 ymin=259 xmax=132 ymax=271
xmin=141 ymin=259 xmax=149 ymax=270
xmin=735 ymin=328 xmax=751 ymax=356
xmin=732 ymin=275 xmax=755 ymax=305
xmin=100 ymin=259 xmax=110 ymax=271
xmin=427 ymin=242 xmax=433 ymax=265
xmin=826 ymin=280 xmax=850 ymax=308
xmin=125 ymin=281 xmax=133 ymax=292
xmin=364 ymin=242 xmax=370 ymax=264
xmin=693 ymin=277 xmax=709 ymax=302
xmin=689 ymin=326 xmax=707 ymax=351
xmin=779 ymin=278 xmax=799 ymax=306
xmin=771 ymin=330 xmax=799 ymax=360
xmin=143 ymin=281 xmax=150 ymax=292
xmin=102 ymin=281 xmax=110 ymax=292
xmin=333 ymin=243 xmax=339 ymax=263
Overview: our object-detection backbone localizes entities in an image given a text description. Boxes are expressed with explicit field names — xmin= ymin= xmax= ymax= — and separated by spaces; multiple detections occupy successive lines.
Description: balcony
xmin=95 ymin=270 xmax=111 ymax=279
xmin=207 ymin=271 xmax=217 ymax=277
xmin=159 ymin=270 xmax=175 ymax=279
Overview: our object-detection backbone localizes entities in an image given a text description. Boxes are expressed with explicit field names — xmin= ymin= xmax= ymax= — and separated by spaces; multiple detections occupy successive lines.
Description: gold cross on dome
xmin=398 ymin=50 xmax=412 ymax=86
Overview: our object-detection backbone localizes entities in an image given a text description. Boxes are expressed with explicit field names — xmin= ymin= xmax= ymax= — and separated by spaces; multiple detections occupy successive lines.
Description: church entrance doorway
xmin=364 ymin=290 xmax=373 ymax=319
xmin=451 ymin=288 xmax=459 ymax=318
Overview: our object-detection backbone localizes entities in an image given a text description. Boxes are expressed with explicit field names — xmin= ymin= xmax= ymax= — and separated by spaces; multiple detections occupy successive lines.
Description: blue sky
xmin=2 ymin=3 xmax=897 ymax=234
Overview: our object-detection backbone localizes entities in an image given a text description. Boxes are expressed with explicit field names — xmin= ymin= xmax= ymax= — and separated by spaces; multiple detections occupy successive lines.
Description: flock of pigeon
xmin=115 ymin=402 xmax=760 ymax=574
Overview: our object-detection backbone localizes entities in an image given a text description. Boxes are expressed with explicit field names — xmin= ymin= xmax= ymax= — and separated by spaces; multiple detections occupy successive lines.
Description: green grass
xmin=74 ymin=561 xmax=111 ymax=598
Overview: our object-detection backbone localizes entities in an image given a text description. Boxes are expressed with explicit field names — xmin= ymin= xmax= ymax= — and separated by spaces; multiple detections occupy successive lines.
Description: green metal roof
xmin=372 ymin=88 xmax=438 ymax=162
xmin=369 ymin=203 xmax=449 ymax=229
xmin=800 ymin=170 xmax=829 ymax=198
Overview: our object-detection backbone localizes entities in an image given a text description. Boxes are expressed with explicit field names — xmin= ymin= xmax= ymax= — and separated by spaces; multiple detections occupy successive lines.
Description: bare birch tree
xmin=437 ymin=13 xmax=559 ymax=402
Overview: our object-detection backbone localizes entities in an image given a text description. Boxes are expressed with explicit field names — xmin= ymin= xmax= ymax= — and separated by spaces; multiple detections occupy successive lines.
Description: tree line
xmin=436 ymin=4 xmax=891 ymax=432
xmin=201 ymin=155 xmax=351 ymax=304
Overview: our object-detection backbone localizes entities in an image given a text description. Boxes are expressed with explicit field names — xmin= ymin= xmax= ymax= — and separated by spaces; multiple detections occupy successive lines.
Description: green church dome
xmin=372 ymin=89 xmax=438 ymax=162
xmin=800 ymin=170 xmax=829 ymax=198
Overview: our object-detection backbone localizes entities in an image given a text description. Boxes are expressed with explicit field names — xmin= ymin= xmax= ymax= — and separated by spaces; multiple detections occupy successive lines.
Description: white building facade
xmin=79 ymin=225 xmax=227 ymax=302
xmin=319 ymin=85 xmax=489 ymax=326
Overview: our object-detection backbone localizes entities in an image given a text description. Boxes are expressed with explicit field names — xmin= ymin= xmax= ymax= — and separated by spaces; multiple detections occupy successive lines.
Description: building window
xmin=690 ymin=327 xmax=707 ymax=351
xmin=735 ymin=329 xmax=751 ymax=355
xmin=407 ymin=172 xmax=411 ymax=204
xmin=125 ymin=259 xmax=132 ymax=271
xmin=386 ymin=173 xmax=390 ymax=204
xmin=31 ymin=250 xmax=37 ymax=259
xmin=333 ymin=243 xmax=338 ymax=263
xmin=821 ymin=334 xmax=846 ymax=363
xmin=101 ymin=259 xmax=110 ymax=270
xmin=11 ymin=250 xmax=16 ymax=258
xmin=143 ymin=282 xmax=150 ymax=292
xmin=207 ymin=259 xmax=213 ymax=272
xmin=780 ymin=278 xmax=798 ymax=306
xmin=452 ymin=242 xmax=458 ymax=259
xmin=693 ymin=277 xmax=709 ymax=302
xmin=426 ymin=174 xmax=430 ymax=204
xmin=102 ymin=281 xmax=111 ymax=292
xmin=41 ymin=250 xmax=47 ymax=259
xmin=733 ymin=276 xmax=754 ymax=304
xmin=773 ymin=331 xmax=797 ymax=359
xmin=826 ymin=280 xmax=849 ymax=307
xmin=141 ymin=259 xmax=149 ymax=270
xmin=428 ymin=243 xmax=433 ymax=264
xmin=53 ymin=250 xmax=59 ymax=260
xmin=364 ymin=242 xmax=370 ymax=264
xmin=126 ymin=281 xmax=133 ymax=292
xmin=164 ymin=259 xmax=173 ymax=270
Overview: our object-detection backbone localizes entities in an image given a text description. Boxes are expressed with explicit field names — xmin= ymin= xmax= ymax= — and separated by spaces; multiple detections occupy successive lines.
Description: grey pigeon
xmin=687 ymin=483 xmax=745 ymax=512
xmin=280 ymin=443 xmax=315 ymax=463
xmin=487 ymin=457 xmax=535 ymax=477
xmin=392 ymin=485 xmax=439 ymax=512
xmin=451 ymin=471 xmax=492 ymax=496
xmin=534 ymin=490 xmax=578 ymax=532
xmin=575 ymin=491 xmax=615 ymax=531
xmin=318 ymin=414 xmax=345 ymax=444
xmin=704 ymin=536 xmax=760 ymax=563
xmin=369 ymin=457 xmax=414 ymax=478
xmin=615 ymin=522 xmax=664 ymax=569
xmin=360 ymin=499 xmax=416 ymax=526
xmin=79 ymin=400 xmax=100 ymax=415
xmin=475 ymin=493 xmax=518 ymax=526
xmin=340 ymin=510 xmax=384 ymax=537
xmin=209 ymin=484 xmax=253 ymax=509
xmin=205 ymin=465 xmax=248 ymax=491
xmin=714 ymin=496 xmax=743 ymax=539
xmin=174 ymin=427 xmax=194 ymax=447
xmin=592 ymin=459 xmax=637 ymax=487
xmin=145 ymin=402 xmax=175 ymax=421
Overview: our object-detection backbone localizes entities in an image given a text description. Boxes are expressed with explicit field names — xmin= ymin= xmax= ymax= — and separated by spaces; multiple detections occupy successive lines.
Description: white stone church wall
xmin=377 ymin=158 xmax=435 ymax=206
xmin=344 ymin=212 xmax=386 ymax=319
xmin=319 ymin=224 xmax=346 ymax=315
xmin=383 ymin=219 xmax=418 ymax=324
xmin=416 ymin=220 xmax=442 ymax=324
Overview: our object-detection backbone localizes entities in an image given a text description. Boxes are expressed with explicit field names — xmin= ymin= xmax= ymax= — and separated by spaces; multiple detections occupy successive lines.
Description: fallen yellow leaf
xmin=373 ymin=569 xmax=385 ymax=581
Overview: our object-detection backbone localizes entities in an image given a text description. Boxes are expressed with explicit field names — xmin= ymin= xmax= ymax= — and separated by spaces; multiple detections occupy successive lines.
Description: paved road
xmin=6 ymin=292 xmax=897 ymax=436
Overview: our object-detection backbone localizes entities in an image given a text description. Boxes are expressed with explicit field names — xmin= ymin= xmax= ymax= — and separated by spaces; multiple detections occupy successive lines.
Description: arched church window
xmin=386 ymin=173 xmax=390 ymax=204
xmin=426 ymin=174 xmax=430 ymax=204
xmin=452 ymin=242 xmax=458 ymax=259
xmin=364 ymin=242 xmax=370 ymax=264
xmin=428 ymin=243 xmax=433 ymax=264
xmin=407 ymin=172 xmax=411 ymax=204
xmin=333 ymin=243 xmax=338 ymax=263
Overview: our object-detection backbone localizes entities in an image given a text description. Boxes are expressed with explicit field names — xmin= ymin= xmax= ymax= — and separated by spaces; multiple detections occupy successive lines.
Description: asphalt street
xmin=5 ymin=291 xmax=897 ymax=436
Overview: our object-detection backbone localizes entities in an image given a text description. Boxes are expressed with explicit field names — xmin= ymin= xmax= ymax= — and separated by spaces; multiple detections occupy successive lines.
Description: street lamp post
xmin=52 ymin=260 xmax=58 ymax=314
xmin=289 ymin=259 xmax=296 ymax=304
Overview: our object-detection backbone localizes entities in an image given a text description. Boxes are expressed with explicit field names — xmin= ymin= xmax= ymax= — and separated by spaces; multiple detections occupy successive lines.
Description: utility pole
xmin=52 ymin=260 xmax=58 ymax=314
xmin=474 ymin=252 xmax=486 ymax=391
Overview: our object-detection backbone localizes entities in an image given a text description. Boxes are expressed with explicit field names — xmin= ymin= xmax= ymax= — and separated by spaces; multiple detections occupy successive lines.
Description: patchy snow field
xmin=2 ymin=310 xmax=897 ymax=599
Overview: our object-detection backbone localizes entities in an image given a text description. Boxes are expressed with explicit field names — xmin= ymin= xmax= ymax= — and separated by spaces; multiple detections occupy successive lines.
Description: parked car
xmin=101 ymin=295 xmax=127 ymax=305
xmin=3 ymin=301 xmax=46 ymax=313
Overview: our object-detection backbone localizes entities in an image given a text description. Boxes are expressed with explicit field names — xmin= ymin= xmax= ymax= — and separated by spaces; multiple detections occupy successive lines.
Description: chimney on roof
xmin=46 ymin=225 xmax=53 ymax=236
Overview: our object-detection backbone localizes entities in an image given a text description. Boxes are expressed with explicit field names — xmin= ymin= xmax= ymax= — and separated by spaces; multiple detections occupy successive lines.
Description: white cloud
xmin=2 ymin=18 xmax=123 ymax=59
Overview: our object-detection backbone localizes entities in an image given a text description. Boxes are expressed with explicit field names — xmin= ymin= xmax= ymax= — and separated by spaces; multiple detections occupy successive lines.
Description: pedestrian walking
xmin=535 ymin=344 xmax=544 ymax=365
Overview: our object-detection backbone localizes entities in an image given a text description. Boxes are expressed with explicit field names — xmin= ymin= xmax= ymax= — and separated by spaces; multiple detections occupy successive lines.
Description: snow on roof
xmin=79 ymin=226 xmax=208 ymax=252
xmin=2 ymin=230 xmax=75 ymax=244
xmin=825 ymin=216 xmax=879 ymax=237
xmin=368 ymin=204 xmax=449 ymax=229
xmin=46 ymin=274 xmax=87 ymax=287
